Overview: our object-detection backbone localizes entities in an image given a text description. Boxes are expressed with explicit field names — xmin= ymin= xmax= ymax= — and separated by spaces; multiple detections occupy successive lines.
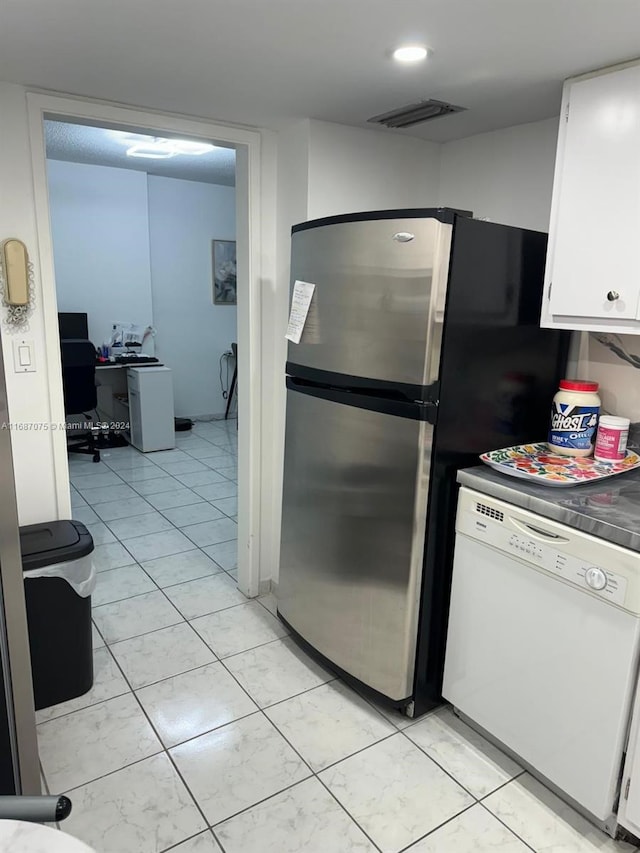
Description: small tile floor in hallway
xmin=38 ymin=418 xmax=636 ymax=853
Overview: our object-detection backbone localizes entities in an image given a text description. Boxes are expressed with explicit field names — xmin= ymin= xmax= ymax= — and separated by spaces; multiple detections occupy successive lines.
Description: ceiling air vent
xmin=368 ymin=99 xmax=466 ymax=129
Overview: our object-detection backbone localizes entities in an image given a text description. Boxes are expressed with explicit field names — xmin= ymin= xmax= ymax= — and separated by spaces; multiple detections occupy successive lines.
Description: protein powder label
xmin=548 ymin=402 xmax=599 ymax=452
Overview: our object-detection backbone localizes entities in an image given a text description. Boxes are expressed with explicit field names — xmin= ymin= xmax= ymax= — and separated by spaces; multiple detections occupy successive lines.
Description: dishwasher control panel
xmin=458 ymin=492 xmax=631 ymax=607
xmin=505 ymin=531 xmax=627 ymax=605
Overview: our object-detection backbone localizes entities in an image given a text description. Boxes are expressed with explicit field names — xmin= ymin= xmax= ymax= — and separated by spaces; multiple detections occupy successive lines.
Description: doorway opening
xmin=44 ymin=115 xmax=241 ymax=587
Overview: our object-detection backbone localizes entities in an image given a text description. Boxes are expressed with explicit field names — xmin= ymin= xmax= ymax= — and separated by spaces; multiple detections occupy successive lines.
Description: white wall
xmin=147 ymin=175 xmax=236 ymax=417
xmin=307 ymin=119 xmax=441 ymax=218
xmin=438 ymin=117 xmax=559 ymax=231
xmin=0 ymin=83 xmax=67 ymax=524
xmin=47 ymin=160 xmax=154 ymax=349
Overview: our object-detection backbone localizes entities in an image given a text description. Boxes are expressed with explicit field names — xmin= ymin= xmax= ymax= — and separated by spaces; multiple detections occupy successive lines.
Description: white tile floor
xmin=39 ymin=418 xmax=637 ymax=852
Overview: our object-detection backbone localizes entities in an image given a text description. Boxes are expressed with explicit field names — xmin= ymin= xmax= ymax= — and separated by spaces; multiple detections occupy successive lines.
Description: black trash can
xmin=19 ymin=520 xmax=95 ymax=711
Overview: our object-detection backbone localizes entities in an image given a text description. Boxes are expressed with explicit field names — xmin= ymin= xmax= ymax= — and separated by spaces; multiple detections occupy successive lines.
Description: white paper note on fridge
xmin=285 ymin=280 xmax=316 ymax=344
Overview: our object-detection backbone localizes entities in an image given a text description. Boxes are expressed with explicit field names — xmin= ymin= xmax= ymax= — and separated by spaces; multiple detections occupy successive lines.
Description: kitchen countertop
xmin=457 ymin=464 xmax=640 ymax=552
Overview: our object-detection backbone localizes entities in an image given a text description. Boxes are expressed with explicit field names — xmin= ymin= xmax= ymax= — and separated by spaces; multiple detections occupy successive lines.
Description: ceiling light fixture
xmin=125 ymin=137 xmax=217 ymax=159
xmin=392 ymin=45 xmax=428 ymax=63
xmin=170 ymin=140 xmax=216 ymax=155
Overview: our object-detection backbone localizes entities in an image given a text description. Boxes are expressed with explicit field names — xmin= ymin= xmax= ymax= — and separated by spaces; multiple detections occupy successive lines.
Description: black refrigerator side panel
xmin=412 ymin=217 xmax=570 ymax=715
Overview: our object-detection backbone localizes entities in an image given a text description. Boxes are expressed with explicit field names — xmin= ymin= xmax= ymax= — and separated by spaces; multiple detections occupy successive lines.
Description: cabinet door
xmin=545 ymin=64 xmax=640 ymax=325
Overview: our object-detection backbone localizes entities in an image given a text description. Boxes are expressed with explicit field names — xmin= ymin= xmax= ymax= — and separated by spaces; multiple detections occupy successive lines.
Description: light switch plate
xmin=12 ymin=338 xmax=35 ymax=373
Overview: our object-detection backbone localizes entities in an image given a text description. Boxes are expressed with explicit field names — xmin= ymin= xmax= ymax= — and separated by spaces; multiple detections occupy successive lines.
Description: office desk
xmin=95 ymin=363 xmax=174 ymax=451
xmin=95 ymin=362 xmax=164 ymax=423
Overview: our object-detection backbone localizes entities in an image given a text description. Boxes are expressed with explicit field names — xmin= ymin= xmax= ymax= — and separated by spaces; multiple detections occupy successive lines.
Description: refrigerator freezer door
xmin=278 ymin=384 xmax=432 ymax=701
xmin=288 ymin=217 xmax=452 ymax=390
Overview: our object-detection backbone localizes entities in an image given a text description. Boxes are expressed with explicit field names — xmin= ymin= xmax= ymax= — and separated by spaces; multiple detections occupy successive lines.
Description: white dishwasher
xmin=443 ymin=486 xmax=640 ymax=834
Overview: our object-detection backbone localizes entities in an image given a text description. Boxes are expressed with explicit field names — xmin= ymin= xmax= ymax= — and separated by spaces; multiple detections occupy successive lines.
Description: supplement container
xmin=548 ymin=379 xmax=601 ymax=457
xmin=594 ymin=415 xmax=630 ymax=462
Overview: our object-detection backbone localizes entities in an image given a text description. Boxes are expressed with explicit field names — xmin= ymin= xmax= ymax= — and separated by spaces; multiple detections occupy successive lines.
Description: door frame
xmin=26 ymin=92 xmax=263 ymax=597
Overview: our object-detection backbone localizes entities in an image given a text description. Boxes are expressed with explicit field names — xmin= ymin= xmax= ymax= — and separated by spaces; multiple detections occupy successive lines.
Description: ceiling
xmin=2 ymin=1 xmax=640 ymax=142
xmin=45 ymin=121 xmax=237 ymax=185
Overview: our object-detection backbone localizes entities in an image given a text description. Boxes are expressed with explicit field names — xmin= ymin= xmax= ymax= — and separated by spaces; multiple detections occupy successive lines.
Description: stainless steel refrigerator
xmin=0 ymin=334 xmax=40 ymax=794
xmin=278 ymin=209 xmax=569 ymax=717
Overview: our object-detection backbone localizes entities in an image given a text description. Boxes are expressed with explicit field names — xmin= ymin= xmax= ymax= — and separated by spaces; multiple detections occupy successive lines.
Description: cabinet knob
xmin=607 ymin=290 xmax=620 ymax=302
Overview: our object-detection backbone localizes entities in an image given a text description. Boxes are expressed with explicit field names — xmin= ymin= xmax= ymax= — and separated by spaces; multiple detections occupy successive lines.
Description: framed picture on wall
xmin=212 ymin=239 xmax=237 ymax=305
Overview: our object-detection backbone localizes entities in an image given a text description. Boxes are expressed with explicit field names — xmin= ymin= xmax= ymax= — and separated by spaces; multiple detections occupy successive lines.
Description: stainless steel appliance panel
xmin=278 ymin=388 xmax=432 ymax=700
xmin=289 ymin=218 xmax=452 ymax=387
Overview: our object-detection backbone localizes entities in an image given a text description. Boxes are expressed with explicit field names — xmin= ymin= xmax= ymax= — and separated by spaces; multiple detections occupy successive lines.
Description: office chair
xmin=224 ymin=342 xmax=237 ymax=421
xmin=60 ymin=339 xmax=101 ymax=463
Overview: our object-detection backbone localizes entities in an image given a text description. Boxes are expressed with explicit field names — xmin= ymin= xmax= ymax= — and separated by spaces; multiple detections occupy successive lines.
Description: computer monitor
xmin=58 ymin=312 xmax=88 ymax=340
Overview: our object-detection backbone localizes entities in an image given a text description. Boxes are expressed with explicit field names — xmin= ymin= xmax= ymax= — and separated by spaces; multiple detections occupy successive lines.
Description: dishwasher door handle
xmin=510 ymin=517 xmax=571 ymax=543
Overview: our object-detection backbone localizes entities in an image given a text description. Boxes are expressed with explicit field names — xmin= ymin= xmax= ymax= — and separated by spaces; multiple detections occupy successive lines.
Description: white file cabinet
xmin=127 ymin=366 xmax=175 ymax=452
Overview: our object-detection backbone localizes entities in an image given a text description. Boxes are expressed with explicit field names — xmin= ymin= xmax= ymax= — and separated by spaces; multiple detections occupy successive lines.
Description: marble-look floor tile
xmin=85 ymin=520 xmax=116 ymax=545
xmin=202 ymin=540 xmax=237 ymax=571
xmin=175 ymin=470 xmax=228 ymax=488
xmin=69 ymin=461 xmax=113 ymax=479
xmin=191 ymin=601 xmax=288 ymax=658
xmin=63 ymin=752 xmax=205 ymax=853
xmin=163 ymin=573 xmax=246 ymax=620
xmin=92 ymin=564 xmax=157 ymax=607
xmin=94 ymin=497 xmax=155 ymax=522
xmin=146 ymin=449 xmax=194 ymax=465
xmin=103 ymin=454 xmax=157 ymax=472
xmin=121 ymin=528 xmax=194 ymax=562
xmin=92 ymin=623 xmax=105 ymax=649
xmin=170 ymin=832 xmax=223 ymax=852
xmin=257 ymin=592 xmax=277 ymax=616
xmin=360 ymin=693 xmax=416 ymax=730
xmin=160 ymin=460 xmax=212 ymax=476
xmin=91 ymin=542 xmax=136 ymax=572
xmin=407 ymin=804 xmax=529 ymax=852
xmin=106 ymin=510 xmax=174 ymax=540
xmin=171 ymin=712 xmax=310 ymax=825
xmin=210 ymin=465 xmax=237 ymax=480
xmin=225 ymin=567 xmax=238 ymax=581
xmin=211 ymin=496 xmax=237 ymax=517
xmin=38 ymin=693 xmax=161 ymax=792
xmin=136 ymin=661 xmax=257 ymax=747
xmin=161 ymin=502 xmax=224 ymax=528
xmin=77 ymin=483 xmax=139 ymax=505
xmin=193 ymin=482 xmax=237 ymax=501
xmin=146 ymin=488 xmax=205 ymax=510
xmin=72 ymin=471 xmax=124 ymax=491
xmin=320 ymin=734 xmax=473 ymax=853
xmin=483 ymin=774 xmax=636 ymax=852
xmin=406 ymin=707 xmax=522 ymax=798
xmin=72 ymin=506 xmax=101 ymax=526
xmin=117 ymin=465 xmax=168 ymax=483
xmin=182 ymin=517 xmax=237 ymax=547
xmin=184 ymin=446 xmax=235 ymax=463
xmin=141 ymin=549 xmax=222 ymax=588
xmin=224 ymin=637 xmax=334 ymax=708
xmin=266 ymin=681 xmax=395 ymax=771
xmin=130 ymin=475 xmax=181 ymax=497
xmin=93 ymin=590 xmax=183 ymax=644
xmin=36 ymin=647 xmax=129 ymax=723
xmin=110 ymin=622 xmax=216 ymax=689
xmin=215 ymin=777 xmax=377 ymax=853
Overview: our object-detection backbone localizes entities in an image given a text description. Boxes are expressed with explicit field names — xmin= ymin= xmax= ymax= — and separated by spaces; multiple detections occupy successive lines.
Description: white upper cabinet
xmin=541 ymin=62 xmax=640 ymax=333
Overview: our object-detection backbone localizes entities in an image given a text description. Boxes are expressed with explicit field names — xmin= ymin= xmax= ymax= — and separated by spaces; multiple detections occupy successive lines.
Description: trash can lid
xmin=19 ymin=520 xmax=94 ymax=571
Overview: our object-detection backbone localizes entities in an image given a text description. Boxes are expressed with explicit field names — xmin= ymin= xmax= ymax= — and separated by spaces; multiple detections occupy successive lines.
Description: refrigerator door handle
xmin=286 ymin=377 xmax=435 ymax=422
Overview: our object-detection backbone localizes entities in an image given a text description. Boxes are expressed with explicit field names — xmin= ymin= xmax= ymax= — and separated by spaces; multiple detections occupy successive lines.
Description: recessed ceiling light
xmin=392 ymin=45 xmax=428 ymax=63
